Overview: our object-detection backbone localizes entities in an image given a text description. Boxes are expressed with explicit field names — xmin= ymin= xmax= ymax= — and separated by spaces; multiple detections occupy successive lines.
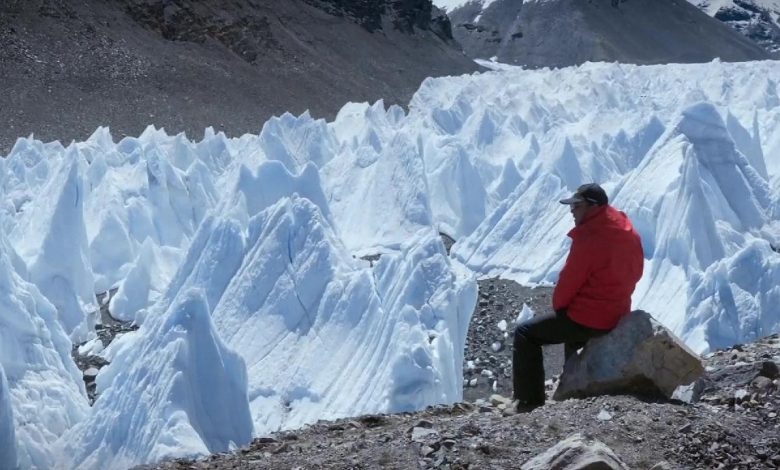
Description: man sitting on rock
xmin=512 ymin=183 xmax=644 ymax=412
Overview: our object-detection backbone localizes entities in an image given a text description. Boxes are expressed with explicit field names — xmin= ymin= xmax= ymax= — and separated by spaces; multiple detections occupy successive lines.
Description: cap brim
xmin=559 ymin=196 xmax=583 ymax=205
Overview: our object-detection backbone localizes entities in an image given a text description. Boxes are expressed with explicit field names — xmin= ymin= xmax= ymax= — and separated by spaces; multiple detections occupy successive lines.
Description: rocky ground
xmin=462 ymin=279 xmax=561 ymax=403
xmin=137 ymin=331 xmax=780 ymax=469
xmin=71 ymin=288 xmax=137 ymax=404
xmin=117 ymin=273 xmax=779 ymax=469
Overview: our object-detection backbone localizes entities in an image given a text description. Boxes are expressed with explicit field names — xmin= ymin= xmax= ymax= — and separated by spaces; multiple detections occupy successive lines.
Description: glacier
xmin=0 ymin=59 xmax=779 ymax=468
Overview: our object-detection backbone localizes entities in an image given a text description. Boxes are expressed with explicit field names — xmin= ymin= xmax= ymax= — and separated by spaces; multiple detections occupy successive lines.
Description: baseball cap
xmin=559 ymin=183 xmax=608 ymax=206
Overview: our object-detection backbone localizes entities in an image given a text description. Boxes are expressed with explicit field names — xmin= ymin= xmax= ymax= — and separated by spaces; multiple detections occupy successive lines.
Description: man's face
xmin=570 ymin=201 xmax=592 ymax=225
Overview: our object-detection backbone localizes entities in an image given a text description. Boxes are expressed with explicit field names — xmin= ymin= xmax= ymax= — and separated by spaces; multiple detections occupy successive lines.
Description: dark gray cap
xmin=559 ymin=183 xmax=608 ymax=206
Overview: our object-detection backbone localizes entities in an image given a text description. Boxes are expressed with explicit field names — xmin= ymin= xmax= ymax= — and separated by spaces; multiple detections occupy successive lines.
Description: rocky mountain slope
xmin=689 ymin=0 xmax=780 ymax=54
xmin=445 ymin=0 xmax=770 ymax=67
xmin=136 ymin=277 xmax=780 ymax=469
xmin=0 ymin=0 xmax=479 ymax=154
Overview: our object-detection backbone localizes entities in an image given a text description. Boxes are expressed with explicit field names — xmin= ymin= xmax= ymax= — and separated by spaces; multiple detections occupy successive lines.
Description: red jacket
xmin=553 ymin=205 xmax=644 ymax=330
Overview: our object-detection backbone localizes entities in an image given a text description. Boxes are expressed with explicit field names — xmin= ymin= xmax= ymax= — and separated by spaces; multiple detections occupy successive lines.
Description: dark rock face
xmin=0 ymin=0 xmax=478 ymax=154
xmin=447 ymin=0 xmax=770 ymax=67
xmin=120 ymin=1 xmax=281 ymax=63
xmin=706 ymin=0 xmax=780 ymax=54
xmin=447 ymin=0 xmax=515 ymax=60
xmin=300 ymin=0 xmax=389 ymax=32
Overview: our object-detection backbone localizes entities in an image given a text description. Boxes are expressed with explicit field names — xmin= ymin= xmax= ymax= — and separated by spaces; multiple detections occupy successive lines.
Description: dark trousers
xmin=512 ymin=309 xmax=608 ymax=405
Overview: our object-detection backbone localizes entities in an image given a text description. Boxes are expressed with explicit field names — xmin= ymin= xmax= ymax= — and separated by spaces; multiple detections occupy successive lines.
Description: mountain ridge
xmin=445 ymin=0 xmax=770 ymax=67
xmin=688 ymin=0 xmax=780 ymax=53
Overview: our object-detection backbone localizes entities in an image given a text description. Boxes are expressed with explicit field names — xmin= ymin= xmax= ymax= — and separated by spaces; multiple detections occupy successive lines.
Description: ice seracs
xmin=0 ymin=365 xmax=18 ymax=469
xmin=9 ymin=148 xmax=97 ymax=341
xmin=0 ymin=59 xmax=779 ymax=468
xmin=62 ymin=289 xmax=253 ymax=470
xmin=0 ymin=227 xmax=88 ymax=468
xmin=616 ymin=101 xmax=776 ymax=348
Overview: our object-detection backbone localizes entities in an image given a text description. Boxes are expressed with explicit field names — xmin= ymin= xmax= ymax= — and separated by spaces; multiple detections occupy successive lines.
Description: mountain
xmin=0 ymin=0 xmax=479 ymax=154
xmin=689 ymin=0 xmax=780 ymax=54
xmin=441 ymin=0 xmax=770 ymax=67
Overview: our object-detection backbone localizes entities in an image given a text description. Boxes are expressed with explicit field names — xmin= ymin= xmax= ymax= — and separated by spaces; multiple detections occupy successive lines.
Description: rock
xmin=83 ymin=367 xmax=100 ymax=379
xmin=554 ymin=310 xmax=704 ymax=400
xmin=596 ymin=409 xmax=613 ymax=421
xmin=489 ymin=394 xmax=512 ymax=406
xmin=759 ymin=360 xmax=779 ymax=379
xmin=671 ymin=380 xmax=705 ymax=403
xmin=412 ymin=419 xmax=434 ymax=429
xmin=649 ymin=462 xmax=674 ymax=470
xmin=520 ymin=433 xmax=629 ymax=469
xmin=270 ymin=442 xmax=290 ymax=454
xmin=420 ymin=445 xmax=437 ymax=457
xmin=411 ymin=427 xmax=439 ymax=442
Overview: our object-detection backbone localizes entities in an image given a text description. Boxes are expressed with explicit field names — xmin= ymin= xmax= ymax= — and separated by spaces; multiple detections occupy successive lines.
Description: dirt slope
xmin=0 ymin=0 xmax=479 ymax=153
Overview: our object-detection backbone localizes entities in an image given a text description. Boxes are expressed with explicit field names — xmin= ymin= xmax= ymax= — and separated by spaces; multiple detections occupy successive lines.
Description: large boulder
xmin=554 ymin=310 xmax=704 ymax=400
xmin=521 ymin=433 xmax=629 ymax=470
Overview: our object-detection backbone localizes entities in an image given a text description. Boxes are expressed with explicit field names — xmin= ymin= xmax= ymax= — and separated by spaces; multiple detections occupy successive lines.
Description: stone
xmin=759 ymin=360 xmax=779 ymax=379
xmin=489 ymin=394 xmax=512 ymax=406
xmin=411 ymin=427 xmax=439 ymax=442
xmin=442 ymin=439 xmax=457 ymax=449
xmin=649 ymin=462 xmax=674 ymax=470
xmin=270 ymin=442 xmax=290 ymax=454
xmin=750 ymin=375 xmax=774 ymax=392
xmin=420 ymin=445 xmax=437 ymax=457
xmin=554 ymin=310 xmax=704 ymax=400
xmin=413 ymin=419 xmax=434 ymax=429
xmin=596 ymin=409 xmax=613 ymax=421
xmin=520 ymin=433 xmax=629 ymax=469
xmin=671 ymin=380 xmax=705 ymax=403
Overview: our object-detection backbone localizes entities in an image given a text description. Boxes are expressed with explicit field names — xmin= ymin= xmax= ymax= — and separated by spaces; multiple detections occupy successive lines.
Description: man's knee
xmin=514 ymin=321 xmax=536 ymax=347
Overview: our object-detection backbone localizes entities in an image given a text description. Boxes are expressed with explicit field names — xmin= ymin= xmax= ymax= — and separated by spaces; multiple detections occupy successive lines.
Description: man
xmin=512 ymin=183 xmax=644 ymax=411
